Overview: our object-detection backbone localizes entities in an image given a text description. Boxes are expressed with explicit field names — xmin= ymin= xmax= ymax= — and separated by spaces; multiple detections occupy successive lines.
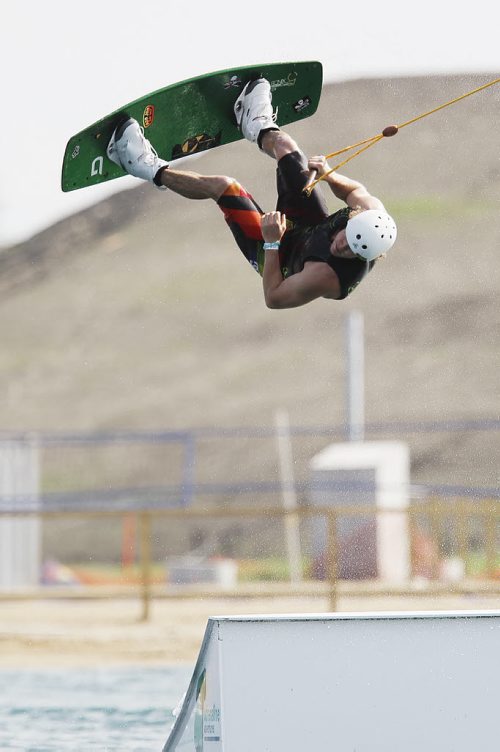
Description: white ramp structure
xmin=163 ymin=611 xmax=500 ymax=752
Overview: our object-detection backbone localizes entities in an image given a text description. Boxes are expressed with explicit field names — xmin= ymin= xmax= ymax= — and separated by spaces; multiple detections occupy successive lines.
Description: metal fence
xmin=2 ymin=417 xmax=499 ymax=510
xmin=0 ymin=420 xmax=498 ymax=619
xmin=1 ymin=500 xmax=499 ymax=620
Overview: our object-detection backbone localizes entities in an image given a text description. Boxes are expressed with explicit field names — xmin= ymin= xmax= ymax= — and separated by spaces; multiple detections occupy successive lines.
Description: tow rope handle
xmin=303 ymin=76 xmax=500 ymax=196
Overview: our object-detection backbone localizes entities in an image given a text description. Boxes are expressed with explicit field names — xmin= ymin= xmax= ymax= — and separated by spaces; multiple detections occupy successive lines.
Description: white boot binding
xmin=234 ymin=78 xmax=278 ymax=146
xmin=107 ymin=117 xmax=169 ymax=189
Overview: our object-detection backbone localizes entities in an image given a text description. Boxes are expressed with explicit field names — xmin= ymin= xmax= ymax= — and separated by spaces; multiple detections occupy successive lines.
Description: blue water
xmin=0 ymin=665 xmax=193 ymax=751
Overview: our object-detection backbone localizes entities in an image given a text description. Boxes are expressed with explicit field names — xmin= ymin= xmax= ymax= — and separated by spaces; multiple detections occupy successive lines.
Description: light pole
xmin=345 ymin=310 xmax=365 ymax=441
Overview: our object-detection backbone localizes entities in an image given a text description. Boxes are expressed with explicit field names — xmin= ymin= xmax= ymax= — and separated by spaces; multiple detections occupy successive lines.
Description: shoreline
xmin=2 ymin=593 xmax=499 ymax=668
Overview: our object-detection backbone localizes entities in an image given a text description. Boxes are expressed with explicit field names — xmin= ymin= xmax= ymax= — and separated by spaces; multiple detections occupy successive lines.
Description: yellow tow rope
xmin=303 ymin=76 xmax=500 ymax=196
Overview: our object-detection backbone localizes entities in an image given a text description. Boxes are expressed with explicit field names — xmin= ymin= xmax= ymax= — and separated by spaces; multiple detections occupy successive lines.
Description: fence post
xmin=140 ymin=511 xmax=152 ymax=622
xmin=326 ymin=510 xmax=338 ymax=612
xmin=408 ymin=506 xmax=416 ymax=580
xmin=457 ymin=499 xmax=468 ymax=576
xmin=182 ymin=432 xmax=196 ymax=507
xmin=121 ymin=513 xmax=137 ymax=568
xmin=275 ymin=409 xmax=303 ymax=584
xmin=485 ymin=500 xmax=497 ymax=578
xmin=429 ymin=498 xmax=441 ymax=580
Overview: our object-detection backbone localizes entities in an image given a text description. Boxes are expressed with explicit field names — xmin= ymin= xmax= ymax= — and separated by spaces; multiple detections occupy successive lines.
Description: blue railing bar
xmin=191 ymin=418 xmax=500 ymax=438
xmin=7 ymin=479 xmax=500 ymax=500
xmin=1 ymin=481 xmax=498 ymax=514
xmin=1 ymin=430 xmax=193 ymax=445
xmin=0 ymin=417 xmax=498 ymax=445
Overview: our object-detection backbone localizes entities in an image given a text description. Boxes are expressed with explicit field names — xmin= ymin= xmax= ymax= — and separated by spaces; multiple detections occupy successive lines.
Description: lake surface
xmin=0 ymin=665 xmax=193 ymax=751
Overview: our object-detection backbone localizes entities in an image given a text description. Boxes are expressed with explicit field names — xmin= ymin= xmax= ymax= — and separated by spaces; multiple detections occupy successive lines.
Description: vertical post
xmin=457 ymin=498 xmax=468 ymax=577
xmin=429 ymin=498 xmax=441 ymax=580
xmin=121 ymin=513 xmax=137 ymax=569
xmin=140 ymin=511 xmax=152 ymax=622
xmin=275 ymin=409 xmax=302 ymax=583
xmin=182 ymin=432 xmax=196 ymax=507
xmin=485 ymin=500 xmax=496 ymax=578
xmin=345 ymin=311 xmax=365 ymax=442
xmin=326 ymin=510 xmax=338 ymax=612
xmin=407 ymin=506 xmax=416 ymax=580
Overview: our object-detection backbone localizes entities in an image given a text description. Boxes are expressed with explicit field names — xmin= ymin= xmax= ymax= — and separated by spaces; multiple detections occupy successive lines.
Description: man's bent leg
xmin=217 ymin=181 xmax=265 ymax=275
xmin=156 ymin=168 xmax=233 ymax=200
xmin=107 ymin=117 xmax=265 ymax=272
xmin=258 ymin=130 xmax=329 ymax=226
xmin=158 ymin=167 xmax=266 ymax=274
xmin=259 ymin=129 xmax=301 ymax=162
xmin=275 ymin=150 xmax=329 ymax=226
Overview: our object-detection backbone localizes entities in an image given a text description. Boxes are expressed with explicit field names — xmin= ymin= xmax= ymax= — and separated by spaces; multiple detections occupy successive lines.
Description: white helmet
xmin=346 ymin=210 xmax=397 ymax=261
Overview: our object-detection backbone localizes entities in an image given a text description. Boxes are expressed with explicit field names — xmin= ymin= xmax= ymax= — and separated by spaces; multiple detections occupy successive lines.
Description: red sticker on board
xmin=143 ymin=105 xmax=155 ymax=128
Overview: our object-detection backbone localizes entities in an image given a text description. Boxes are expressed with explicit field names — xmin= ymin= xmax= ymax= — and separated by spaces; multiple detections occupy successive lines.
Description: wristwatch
xmin=263 ymin=241 xmax=280 ymax=251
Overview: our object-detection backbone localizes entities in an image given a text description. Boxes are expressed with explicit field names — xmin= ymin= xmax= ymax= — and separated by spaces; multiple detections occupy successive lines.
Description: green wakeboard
xmin=61 ymin=61 xmax=323 ymax=192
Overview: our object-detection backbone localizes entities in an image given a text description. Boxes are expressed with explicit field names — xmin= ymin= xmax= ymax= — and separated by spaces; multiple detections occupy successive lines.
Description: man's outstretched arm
xmin=307 ymin=156 xmax=385 ymax=211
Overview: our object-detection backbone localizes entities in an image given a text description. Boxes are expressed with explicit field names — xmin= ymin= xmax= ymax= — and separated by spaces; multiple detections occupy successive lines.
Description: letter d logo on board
xmin=91 ymin=156 xmax=104 ymax=176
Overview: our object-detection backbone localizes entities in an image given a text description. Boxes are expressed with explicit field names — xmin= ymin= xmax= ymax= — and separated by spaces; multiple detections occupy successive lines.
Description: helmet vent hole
xmin=362 ymin=245 xmax=367 ymax=250
xmin=356 ymin=234 xmax=361 ymax=240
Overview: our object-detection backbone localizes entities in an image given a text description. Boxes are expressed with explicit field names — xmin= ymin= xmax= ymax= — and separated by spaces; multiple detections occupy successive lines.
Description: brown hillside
xmin=1 ymin=74 xmax=499 ymax=490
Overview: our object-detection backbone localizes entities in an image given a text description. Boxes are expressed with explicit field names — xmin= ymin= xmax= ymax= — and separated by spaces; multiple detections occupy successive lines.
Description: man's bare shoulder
xmin=346 ymin=187 xmax=385 ymax=212
xmin=301 ymin=260 xmax=341 ymax=300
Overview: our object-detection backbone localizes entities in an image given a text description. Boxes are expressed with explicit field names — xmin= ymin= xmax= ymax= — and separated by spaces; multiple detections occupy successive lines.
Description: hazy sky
xmin=2 ymin=0 xmax=499 ymax=246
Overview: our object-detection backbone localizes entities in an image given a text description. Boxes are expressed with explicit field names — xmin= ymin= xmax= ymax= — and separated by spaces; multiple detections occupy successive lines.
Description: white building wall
xmin=310 ymin=441 xmax=411 ymax=583
xmin=0 ymin=439 xmax=40 ymax=589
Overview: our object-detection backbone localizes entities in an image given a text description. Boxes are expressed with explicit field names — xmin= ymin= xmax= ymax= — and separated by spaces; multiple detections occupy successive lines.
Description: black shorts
xmin=217 ymin=150 xmax=329 ymax=275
